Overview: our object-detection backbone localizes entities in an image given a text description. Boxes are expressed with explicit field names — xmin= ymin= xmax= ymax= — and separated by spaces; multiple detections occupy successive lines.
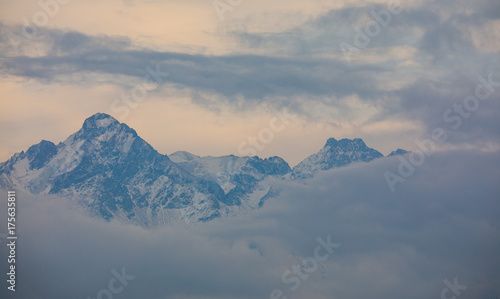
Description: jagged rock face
xmin=169 ymin=153 xmax=291 ymax=207
xmin=291 ymin=138 xmax=384 ymax=179
xmin=25 ymin=140 xmax=58 ymax=170
xmin=0 ymin=113 xmax=403 ymax=226
xmin=0 ymin=113 xmax=224 ymax=226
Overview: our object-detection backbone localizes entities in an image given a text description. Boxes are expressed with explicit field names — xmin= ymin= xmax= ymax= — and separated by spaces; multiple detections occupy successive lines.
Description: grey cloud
xmin=0 ymin=49 xmax=383 ymax=99
xmin=0 ymin=149 xmax=499 ymax=298
xmin=0 ymin=22 xmax=134 ymax=57
xmin=0 ymin=24 xmax=387 ymax=112
xmin=51 ymin=31 xmax=133 ymax=55
xmin=231 ymin=0 xmax=498 ymax=63
xmin=391 ymin=70 xmax=500 ymax=147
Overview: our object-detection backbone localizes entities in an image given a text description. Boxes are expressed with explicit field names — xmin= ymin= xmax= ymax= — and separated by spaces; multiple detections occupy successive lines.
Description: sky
xmin=0 ymin=1 xmax=500 ymax=298
xmin=0 ymin=0 xmax=498 ymax=166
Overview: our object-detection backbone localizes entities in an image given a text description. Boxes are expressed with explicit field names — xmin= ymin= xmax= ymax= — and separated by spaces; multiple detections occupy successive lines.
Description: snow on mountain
xmin=0 ymin=113 xmax=225 ymax=226
xmin=170 ymin=152 xmax=291 ymax=209
xmin=170 ymin=152 xmax=249 ymax=194
xmin=0 ymin=113 xmax=403 ymax=226
xmin=291 ymin=137 xmax=384 ymax=179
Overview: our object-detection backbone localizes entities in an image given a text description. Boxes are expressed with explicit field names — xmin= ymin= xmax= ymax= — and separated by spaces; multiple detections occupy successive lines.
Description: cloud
xmin=1 ymin=149 xmax=499 ymax=298
xmin=0 ymin=24 xmax=386 ymax=106
xmin=230 ymin=0 xmax=500 ymax=62
xmin=392 ymin=70 xmax=500 ymax=148
xmin=4 ymin=0 xmax=498 ymax=128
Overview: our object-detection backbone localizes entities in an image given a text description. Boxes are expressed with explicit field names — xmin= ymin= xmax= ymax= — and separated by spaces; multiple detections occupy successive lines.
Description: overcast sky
xmin=1 ymin=0 xmax=499 ymax=166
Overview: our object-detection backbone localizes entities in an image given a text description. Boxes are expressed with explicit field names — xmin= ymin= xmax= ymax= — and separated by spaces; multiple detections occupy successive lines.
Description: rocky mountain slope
xmin=291 ymin=138 xmax=384 ymax=179
xmin=0 ymin=113 xmax=405 ymax=226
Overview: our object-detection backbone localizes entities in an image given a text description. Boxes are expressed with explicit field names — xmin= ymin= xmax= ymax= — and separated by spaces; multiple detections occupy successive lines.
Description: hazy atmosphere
xmin=1 ymin=0 xmax=498 ymax=165
xmin=0 ymin=0 xmax=499 ymax=298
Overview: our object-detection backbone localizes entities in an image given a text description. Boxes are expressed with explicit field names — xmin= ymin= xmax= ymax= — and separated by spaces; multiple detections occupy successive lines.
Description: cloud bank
xmin=0 ymin=149 xmax=499 ymax=299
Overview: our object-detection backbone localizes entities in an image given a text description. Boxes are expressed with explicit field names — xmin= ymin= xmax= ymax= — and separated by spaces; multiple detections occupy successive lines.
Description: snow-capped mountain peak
xmin=0 ymin=113 xmax=227 ymax=226
xmin=291 ymin=137 xmax=384 ymax=179
xmin=0 ymin=113 xmax=405 ymax=226
xmin=64 ymin=113 xmax=139 ymax=154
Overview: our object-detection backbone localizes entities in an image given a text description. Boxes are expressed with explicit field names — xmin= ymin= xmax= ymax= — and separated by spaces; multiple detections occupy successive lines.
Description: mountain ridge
xmin=0 ymin=113 xmax=407 ymax=226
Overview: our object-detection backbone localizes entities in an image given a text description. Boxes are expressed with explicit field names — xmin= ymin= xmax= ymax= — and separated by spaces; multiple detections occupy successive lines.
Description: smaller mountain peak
xmin=388 ymin=149 xmax=409 ymax=157
xmin=246 ymin=156 xmax=291 ymax=175
xmin=26 ymin=140 xmax=56 ymax=155
xmin=25 ymin=140 xmax=58 ymax=170
xmin=37 ymin=140 xmax=56 ymax=147
xmin=326 ymin=137 xmax=367 ymax=147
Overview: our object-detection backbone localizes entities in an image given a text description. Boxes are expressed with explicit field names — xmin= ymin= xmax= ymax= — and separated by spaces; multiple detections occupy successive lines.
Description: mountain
xmin=0 ymin=113 xmax=225 ymax=226
xmin=388 ymin=148 xmax=409 ymax=157
xmin=291 ymin=138 xmax=384 ymax=179
xmin=170 ymin=152 xmax=290 ymax=207
xmin=0 ymin=113 xmax=404 ymax=226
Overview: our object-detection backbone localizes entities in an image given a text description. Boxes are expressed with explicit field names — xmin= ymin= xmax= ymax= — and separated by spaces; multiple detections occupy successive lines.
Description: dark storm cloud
xmin=1 ymin=149 xmax=499 ymax=299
